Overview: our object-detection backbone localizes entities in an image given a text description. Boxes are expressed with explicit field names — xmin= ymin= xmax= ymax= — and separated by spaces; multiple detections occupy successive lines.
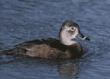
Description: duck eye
xmin=71 ymin=27 xmax=75 ymax=30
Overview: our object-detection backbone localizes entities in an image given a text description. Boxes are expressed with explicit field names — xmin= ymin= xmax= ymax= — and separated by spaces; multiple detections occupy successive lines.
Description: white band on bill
xmin=82 ymin=37 xmax=86 ymax=40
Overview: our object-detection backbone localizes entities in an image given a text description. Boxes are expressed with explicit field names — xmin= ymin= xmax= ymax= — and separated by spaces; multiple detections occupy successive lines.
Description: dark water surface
xmin=0 ymin=0 xmax=110 ymax=79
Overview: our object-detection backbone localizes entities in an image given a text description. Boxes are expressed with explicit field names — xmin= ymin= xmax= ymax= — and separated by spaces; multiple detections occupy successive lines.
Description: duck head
xmin=59 ymin=21 xmax=90 ymax=45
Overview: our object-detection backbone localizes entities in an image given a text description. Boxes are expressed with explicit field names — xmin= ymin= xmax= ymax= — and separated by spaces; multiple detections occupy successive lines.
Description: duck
xmin=1 ymin=21 xmax=90 ymax=59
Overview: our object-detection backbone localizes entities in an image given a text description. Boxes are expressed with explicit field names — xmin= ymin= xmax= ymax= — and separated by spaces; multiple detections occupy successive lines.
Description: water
xmin=0 ymin=0 xmax=110 ymax=79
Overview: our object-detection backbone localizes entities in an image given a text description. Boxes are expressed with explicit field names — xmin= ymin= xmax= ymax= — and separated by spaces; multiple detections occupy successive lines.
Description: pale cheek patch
xmin=68 ymin=31 xmax=75 ymax=36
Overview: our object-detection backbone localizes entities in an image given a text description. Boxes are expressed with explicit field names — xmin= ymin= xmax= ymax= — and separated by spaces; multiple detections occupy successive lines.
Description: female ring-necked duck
xmin=1 ymin=21 xmax=90 ymax=58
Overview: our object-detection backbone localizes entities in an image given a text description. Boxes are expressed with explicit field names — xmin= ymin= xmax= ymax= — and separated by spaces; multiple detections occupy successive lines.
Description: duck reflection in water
xmin=1 ymin=21 xmax=90 ymax=58
xmin=58 ymin=61 xmax=78 ymax=78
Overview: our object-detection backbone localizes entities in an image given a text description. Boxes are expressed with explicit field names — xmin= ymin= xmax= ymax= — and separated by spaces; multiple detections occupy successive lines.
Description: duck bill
xmin=77 ymin=31 xmax=90 ymax=41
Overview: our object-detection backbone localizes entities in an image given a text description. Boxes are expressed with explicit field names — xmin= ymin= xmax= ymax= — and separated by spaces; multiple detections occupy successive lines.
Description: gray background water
xmin=0 ymin=0 xmax=110 ymax=79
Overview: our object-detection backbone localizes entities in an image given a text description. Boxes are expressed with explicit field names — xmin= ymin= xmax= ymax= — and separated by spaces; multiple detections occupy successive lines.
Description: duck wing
xmin=0 ymin=38 xmax=67 ymax=55
xmin=14 ymin=38 xmax=59 ymax=48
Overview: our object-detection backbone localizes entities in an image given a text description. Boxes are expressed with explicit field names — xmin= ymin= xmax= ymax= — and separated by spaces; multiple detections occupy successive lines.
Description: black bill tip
xmin=85 ymin=37 xmax=90 ymax=41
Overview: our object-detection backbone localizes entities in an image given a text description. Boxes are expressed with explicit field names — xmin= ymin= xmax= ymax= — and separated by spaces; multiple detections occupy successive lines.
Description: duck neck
xmin=61 ymin=39 xmax=77 ymax=46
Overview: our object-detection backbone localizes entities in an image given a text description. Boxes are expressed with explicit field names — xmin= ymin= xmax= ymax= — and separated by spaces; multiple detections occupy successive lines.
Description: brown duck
xmin=1 ymin=21 xmax=90 ymax=58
